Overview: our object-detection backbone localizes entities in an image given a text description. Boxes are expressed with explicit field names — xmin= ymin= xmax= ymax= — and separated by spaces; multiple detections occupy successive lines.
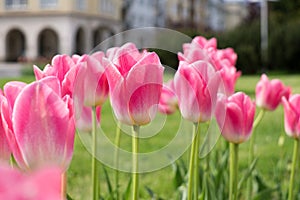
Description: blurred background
xmin=0 ymin=0 xmax=299 ymax=74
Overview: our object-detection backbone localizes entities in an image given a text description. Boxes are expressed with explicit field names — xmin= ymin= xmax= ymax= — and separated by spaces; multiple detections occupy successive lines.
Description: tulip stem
xmin=187 ymin=122 xmax=200 ymax=200
xmin=288 ymin=139 xmax=299 ymax=200
xmin=114 ymin=121 xmax=122 ymax=200
xmin=132 ymin=125 xmax=140 ymax=200
xmin=91 ymin=107 xmax=99 ymax=200
xmin=229 ymin=143 xmax=239 ymax=200
xmin=246 ymin=109 xmax=265 ymax=200
xmin=194 ymin=123 xmax=201 ymax=200
xmin=253 ymin=109 xmax=265 ymax=129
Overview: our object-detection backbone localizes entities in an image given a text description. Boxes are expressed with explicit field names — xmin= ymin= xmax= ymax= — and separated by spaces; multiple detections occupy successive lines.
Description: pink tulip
xmin=256 ymin=74 xmax=291 ymax=111
xmin=178 ymin=37 xmax=214 ymax=64
xmin=0 ymin=165 xmax=62 ymax=200
xmin=178 ymin=36 xmax=241 ymax=97
xmin=34 ymin=54 xmax=79 ymax=97
xmin=106 ymin=43 xmax=146 ymax=69
xmin=212 ymin=48 xmax=237 ymax=70
xmin=219 ymin=66 xmax=241 ymax=96
xmin=3 ymin=81 xmax=27 ymax=109
xmin=1 ymin=81 xmax=27 ymax=167
xmin=215 ymin=92 xmax=255 ymax=144
xmin=106 ymin=43 xmax=164 ymax=125
xmin=0 ymin=92 xmax=11 ymax=163
xmin=1 ymin=77 xmax=75 ymax=170
xmin=34 ymin=54 xmax=75 ymax=83
xmin=282 ymin=95 xmax=300 ymax=139
xmin=76 ymin=105 xmax=101 ymax=132
xmin=174 ymin=60 xmax=220 ymax=123
xmin=74 ymin=53 xmax=109 ymax=107
xmin=158 ymin=80 xmax=178 ymax=115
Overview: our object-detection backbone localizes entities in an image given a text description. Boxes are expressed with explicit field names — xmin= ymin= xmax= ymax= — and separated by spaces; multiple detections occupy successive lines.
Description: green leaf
xmin=145 ymin=186 xmax=165 ymax=200
xmin=254 ymin=173 xmax=269 ymax=192
xmin=123 ymin=177 xmax=132 ymax=200
xmin=253 ymin=187 xmax=278 ymax=200
xmin=102 ymin=166 xmax=113 ymax=196
xmin=66 ymin=193 xmax=74 ymax=200
xmin=172 ymin=161 xmax=184 ymax=188
xmin=238 ymin=157 xmax=258 ymax=191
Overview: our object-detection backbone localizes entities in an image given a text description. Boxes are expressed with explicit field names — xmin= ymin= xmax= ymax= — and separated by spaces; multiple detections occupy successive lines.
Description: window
xmin=100 ymin=0 xmax=115 ymax=14
xmin=76 ymin=0 xmax=86 ymax=10
xmin=40 ymin=0 xmax=57 ymax=9
xmin=5 ymin=0 xmax=27 ymax=9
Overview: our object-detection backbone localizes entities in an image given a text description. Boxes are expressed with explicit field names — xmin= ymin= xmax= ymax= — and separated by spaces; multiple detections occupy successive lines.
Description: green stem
xmin=288 ymin=139 xmax=299 ymax=200
xmin=253 ymin=109 xmax=265 ymax=129
xmin=114 ymin=121 xmax=121 ymax=200
xmin=206 ymin=122 xmax=210 ymax=172
xmin=132 ymin=125 xmax=140 ymax=200
xmin=91 ymin=106 xmax=99 ymax=200
xmin=187 ymin=122 xmax=199 ymax=200
xmin=246 ymin=109 xmax=265 ymax=200
xmin=229 ymin=143 xmax=239 ymax=200
xmin=194 ymin=123 xmax=201 ymax=200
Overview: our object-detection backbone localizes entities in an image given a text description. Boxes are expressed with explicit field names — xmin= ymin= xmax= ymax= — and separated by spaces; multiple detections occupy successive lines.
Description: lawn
xmin=0 ymin=73 xmax=299 ymax=199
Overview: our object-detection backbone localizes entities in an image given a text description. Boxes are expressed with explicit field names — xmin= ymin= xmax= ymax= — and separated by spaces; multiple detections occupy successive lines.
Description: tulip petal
xmin=129 ymin=83 xmax=162 ymax=125
xmin=3 ymin=81 xmax=27 ymax=109
xmin=1 ymin=99 xmax=27 ymax=169
xmin=0 ymin=166 xmax=62 ymax=200
xmin=0 ymin=96 xmax=11 ymax=163
xmin=13 ymin=80 xmax=73 ymax=169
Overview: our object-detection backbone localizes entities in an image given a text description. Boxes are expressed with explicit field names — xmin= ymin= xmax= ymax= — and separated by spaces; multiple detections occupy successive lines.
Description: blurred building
xmin=123 ymin=0 xmax=165 ymax=29
xmin=123 ymin=0 xmax=248 ymax=32
xmin=121 ymin=0 xmax=166 ymax=47
xmin=166 ymin=0 xmax=248 ymax=31
xmin=0 ymin=0 xmax=122 ymax=62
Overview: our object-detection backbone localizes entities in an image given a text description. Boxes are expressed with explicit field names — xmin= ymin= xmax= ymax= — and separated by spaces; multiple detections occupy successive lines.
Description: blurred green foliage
xmin=159 ymin=3 xmax=300 ymax=74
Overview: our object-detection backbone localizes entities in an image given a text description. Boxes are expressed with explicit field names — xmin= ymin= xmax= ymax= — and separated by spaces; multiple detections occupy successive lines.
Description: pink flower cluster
xmin=0 ymin=35 xmax=295 ymax=197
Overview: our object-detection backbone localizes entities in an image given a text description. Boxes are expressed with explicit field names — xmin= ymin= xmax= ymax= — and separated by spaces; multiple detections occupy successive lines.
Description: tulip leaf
xmin=237 ymin=157 xmax=258 ymax=191
xmin=66 ymin=194 xmax=74 ymax=200
xmin=102 ymin=166 xmax=113 ymax=196
xmin=123 ymin=177 xmax=132 ymax=200
xmin=253 ymin=187 xmax=278 ymax=200
xmin=172 ymin=161 xmax=184 ymax=188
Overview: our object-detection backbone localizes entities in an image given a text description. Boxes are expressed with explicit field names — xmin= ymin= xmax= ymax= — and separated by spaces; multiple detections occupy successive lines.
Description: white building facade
xmin=0 ymin=0 xmax=122 ymax=62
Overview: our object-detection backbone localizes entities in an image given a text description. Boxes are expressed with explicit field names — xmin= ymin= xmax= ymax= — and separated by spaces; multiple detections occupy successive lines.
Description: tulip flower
xmin=106 ymin=43 xmax=164 ymax=200
xmin=1 ymin=77 xmax=75 ymax=171
xmin=1 ymin=81 xmax=27 ymax=168
xmin=178 ymin=36 xmax=240 ymax=98
xmin=34 ymin=54 xmax=79 ymax=97
xmin=106 ymin=43 xmax=164 ymax=126
xmin=215 ymin=92 xmax=255 ymax=143
xmin=174 ymin=60 xmax=220 ymax=200
xmin=74 ymin=53 xmax=109 ymax=107
xmin=72 ymin=52 xmax=109 ymax=200
xmin=256 ymin=74 xmax=291 ymax=111
xmin=0 ymin=92 xmax=11 ymax=163
xmin=219 ymin=65 xmax=241 ymax=96
xmin=282 ymin=95 xmax=300 ymax=138
xmin=174 ymin=60 xmax=220 ymax=123
xmin=158 ymin=80 xmax=178 ymax=115
xmin=214 ymin=48 xmax=238 ymax=67
xmin=0 ymin=165 xmax=62 ymax=200
xmin=34 ymin=54 xmax=75 ymax=83
xmin=247 ymin=74 xmax=290 ymax=199
xmin=178 ymin=36 xmax=215 ymax=64
xmin=215 ymin=92 xmax=255 ymax=200
xmin=282 ymin=94 xmax=300 ymax=200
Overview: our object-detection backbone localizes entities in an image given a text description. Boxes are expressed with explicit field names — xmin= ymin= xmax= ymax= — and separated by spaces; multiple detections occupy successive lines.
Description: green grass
xmin=1 ymin=73 xmax=300 ymax=199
